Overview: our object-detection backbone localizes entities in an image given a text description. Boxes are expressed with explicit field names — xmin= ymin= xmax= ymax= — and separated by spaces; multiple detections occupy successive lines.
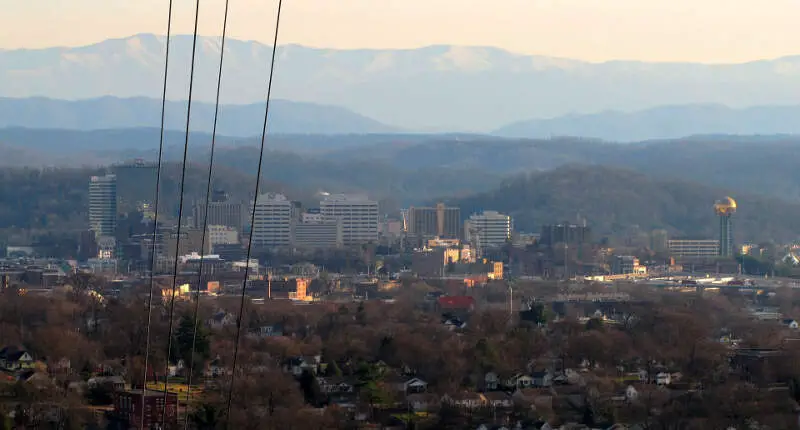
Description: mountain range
xmin=0 ymin=96 xmax=396 ymax=136
xmin=6 ymin=34 xmax=800 ymax=131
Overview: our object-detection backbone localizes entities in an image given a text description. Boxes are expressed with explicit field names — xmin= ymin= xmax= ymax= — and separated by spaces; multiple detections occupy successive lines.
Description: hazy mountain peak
xmin=5 ymin=34 xmax=800 ymax=130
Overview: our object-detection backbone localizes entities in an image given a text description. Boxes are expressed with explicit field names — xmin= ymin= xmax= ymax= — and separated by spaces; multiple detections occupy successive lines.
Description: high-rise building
xmin=89 ymin=174 xmax=118 ymax=239
xmin=539 ymin=223 xmax=592 ymax=247
xmin=407 ymin=203 xmax=461 ymax=239
xmin=113 ymin=159 xmax=158 ymax=210
xmin=193 ymin=199 xmax=244 ymax=233
xmin=252 ymin=193 xmax=292 ymax=248
xmin=464 ymin=211 xmax=513 ymax=253
xmin=320 ymin=194 xmax=379 ymax=245
xmin=714 ymin=196 xmax=736 ymax=257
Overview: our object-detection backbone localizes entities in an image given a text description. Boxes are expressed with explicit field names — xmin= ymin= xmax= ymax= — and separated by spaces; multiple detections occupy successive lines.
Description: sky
xmin=2 ymin=0 xmax=800 ymax=63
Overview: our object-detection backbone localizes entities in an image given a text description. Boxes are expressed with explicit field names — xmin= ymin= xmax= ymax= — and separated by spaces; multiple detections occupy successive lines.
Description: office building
xmin=89 ymin=174 xmax=118 ymax=239
xmin=407 ymin=203 xmax=462 ymax=239
xmin=540 ymin=223 xmax=592 ymax=247
xmin=292 ymin=219 xmax=343 ymax=249
xmin=320 ymin=194 xmax=379 ymax=245
xmin=252 ymin=193 xmax=293 ymax=248
xmin=193 ymin=199 xmax=244 ymax=233
xmin=207 ymin=225 xmax=239 ymax=250
xmin=668 ymin=239 xmax=720 ymax=259
xmin=464 ymin=211 xmax=513 ymax=253
xmin=113 ymin=159 xmax=158 ymax=209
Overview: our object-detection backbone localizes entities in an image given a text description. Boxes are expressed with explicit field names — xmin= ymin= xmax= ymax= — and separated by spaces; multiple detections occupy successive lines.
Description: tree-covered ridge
xmin=449 ymin=164 xmax=800 ymax=243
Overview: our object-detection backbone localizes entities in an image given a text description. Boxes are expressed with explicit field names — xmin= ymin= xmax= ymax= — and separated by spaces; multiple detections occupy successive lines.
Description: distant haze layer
xmin=5 ymin=35 xmax=800 ymax=131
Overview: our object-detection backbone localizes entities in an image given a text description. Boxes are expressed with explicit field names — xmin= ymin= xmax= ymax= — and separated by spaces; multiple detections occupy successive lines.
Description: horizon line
xmin=3 ymin=32 xmax=799 ymax=66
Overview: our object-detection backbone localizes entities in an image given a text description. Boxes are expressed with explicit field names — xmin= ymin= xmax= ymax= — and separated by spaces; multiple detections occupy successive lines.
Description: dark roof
xmin=0 ymin=346 xmax=29 ymax=361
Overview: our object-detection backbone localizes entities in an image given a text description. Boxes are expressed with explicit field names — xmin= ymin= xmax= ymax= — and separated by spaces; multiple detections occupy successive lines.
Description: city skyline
xmin=4 ymin=0 xmax=800 ymax=63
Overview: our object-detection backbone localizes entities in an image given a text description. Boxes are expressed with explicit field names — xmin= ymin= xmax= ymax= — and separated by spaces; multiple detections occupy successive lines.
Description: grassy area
xmin=145 ymin=382 xmax=205 ymax=404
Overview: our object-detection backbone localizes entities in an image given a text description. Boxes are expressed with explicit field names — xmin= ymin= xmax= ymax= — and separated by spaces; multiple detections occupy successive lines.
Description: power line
xmin=224 ymin=0 xmax=284 ymax=426
xmin=141 ymin=0 xmax=173 ymax=427
xmin=161 ymin=0 xmax=202 ymax=424
xmin=184 ymin=0 xmax=231 ymax=428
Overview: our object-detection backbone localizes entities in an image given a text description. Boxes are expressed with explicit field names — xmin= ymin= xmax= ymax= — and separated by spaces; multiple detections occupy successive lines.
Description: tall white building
xmin=252 ymin=193 xmax=292 ymax=248
xmin=320 ymin=194 xmax=379 ymax=246
xmin=89 ymin=174 xmax=117 ymax=239
xmin=464 ymin=211 xmax=513 ymax=254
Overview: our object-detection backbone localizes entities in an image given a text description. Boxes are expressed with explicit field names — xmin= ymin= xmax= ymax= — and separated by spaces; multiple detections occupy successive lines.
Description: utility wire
xmin=184 ymin=0 xmax=231 ymax=428
xmin=224 ymin=0 xmax=283 ymax=426
xmin=141 ymin=0 xmax=173 ymax=427
xmin=161 ymin=0 xmax=202 ymax=424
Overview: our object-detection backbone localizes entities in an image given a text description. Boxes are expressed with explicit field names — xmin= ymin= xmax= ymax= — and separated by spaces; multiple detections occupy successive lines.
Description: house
xmin=783 ymin=319 xmax=799 ymax=329
xmin=204 ymin=356 xmax=228 ymax=378
xmin=248 ymin=324 xmax=284 ymax=338
xmin=0 ymin=346 xmax=34 ymax=371
xmin=317 ymin=377 xmax=355 ymax=394
xmin=385 ymin=375 xmax=428 ymax=393
xmin=88 ymin=375 xmax=125 ymax=392
xmin=207 ymin=311 xmax=236 ymax=329
xmin=18 ymin=371 xmax=54 ymax=389
xmin=443 ymin=391 xmax=486 ymax=409
xmin=505 ymin=373 xmax=534 ymax=389
xmin=654 ymin=372 xmax=672 ymax=386
xmin=484 ymin=371 xmax=500 ymax=391
xmin=611 ymin=385 xmax=639 ymax=403
xmin=483 ymin=391 xmax=513 ymax=409
xmin=443 ymin=317 xmax=467 ymax=331
xmin=531 ymin=369 xmax=553 ymax=387
xmin=283 ymin=356 xmax=321 ymax=377
xmin=405 ymin=393 xmax=440 ymax=412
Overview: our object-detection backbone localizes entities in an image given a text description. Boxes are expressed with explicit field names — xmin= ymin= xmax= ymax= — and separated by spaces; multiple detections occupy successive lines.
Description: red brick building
xmin=113 ymin=389 xmax=178 ymax=429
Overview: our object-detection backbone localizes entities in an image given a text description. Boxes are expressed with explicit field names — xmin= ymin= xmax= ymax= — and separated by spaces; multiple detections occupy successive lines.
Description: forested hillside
xmin=448 ymin=165 xmax=800 ymax=243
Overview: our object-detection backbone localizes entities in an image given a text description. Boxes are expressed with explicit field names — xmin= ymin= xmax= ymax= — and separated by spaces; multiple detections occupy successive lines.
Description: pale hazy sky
xmin=2 ymin=0 xmax=799 ymax=63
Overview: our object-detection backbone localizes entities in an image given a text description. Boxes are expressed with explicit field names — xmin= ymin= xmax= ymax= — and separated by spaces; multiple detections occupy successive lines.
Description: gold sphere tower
xmin=714 ymin=196 xmax=736 ymax=257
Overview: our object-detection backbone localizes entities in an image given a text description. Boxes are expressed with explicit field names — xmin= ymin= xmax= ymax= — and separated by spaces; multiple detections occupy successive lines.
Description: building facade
xmin=407 ymin=203 xmax=462 ymax=240
xmin=89 ymin=174 xmax=118 ymax=239
xmin=252 ymin=193 xmax=293 ymax=248
xmin=320 ymin=194 xmax=379 ymax=246
xmin=668 ymin=239 xmax=720 ymax=259
xmin=193 ymin=200 xmax=244 ymax=233
xmin=464 ymin=211 xmax=513 ymax=253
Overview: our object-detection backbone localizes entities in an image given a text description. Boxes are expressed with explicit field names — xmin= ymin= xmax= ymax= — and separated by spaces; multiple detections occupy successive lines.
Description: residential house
xmin=505 ymin=373 xmax=534 ymax=389
xmin=531 ymin=369 xmax=553 ymax=387
xmin=0 ymin=346 xmax=34 ymax=371
xmin=442 ymin=391 xmax=486 ymax=409
xmin=654 ymin=372 xmax=672 ymax=386
xmin=611 ymin=385 xmax=639 ymax=403
xmin=248 ymin=324 xmax=285 ymax=339
xmin=207 ymin=311 xmax=236 ymax=329
xmin=283 ymin=356 xmax=322 ymax=377
xmin=484 ymin=371 xmax=500 ymax=391
xmin=88 ymin=375 xmax=125 ymax=392
xmin=385 ymin=375 xmax=428 ymax=393
xmin=483 ymin=391 xmax=513 ymax=409
xmin=443 ymin=317 xmax=467 ymax=331
xmin=317 ymin=377 xmax=355 ymax=394
xmin=204 ymin=356 xmax=228 ymax=378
